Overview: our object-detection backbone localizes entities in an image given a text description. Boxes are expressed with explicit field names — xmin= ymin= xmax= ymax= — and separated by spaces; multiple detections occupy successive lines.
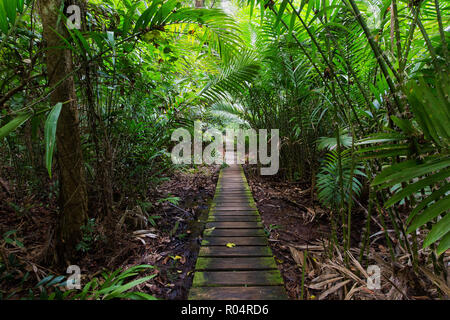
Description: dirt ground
xmin=243 ymin=166 xmax=449 ymax=300
xmin=0 ymin=165 xmax=219 ymax=300
xmin=1 ymin=164 xmax=447 ymax=300
xmin=243 ymin=166 xmax=330 ymax=299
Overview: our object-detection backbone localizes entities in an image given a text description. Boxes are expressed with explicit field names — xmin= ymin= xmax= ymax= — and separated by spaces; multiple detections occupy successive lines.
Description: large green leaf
xmin=103 ymin=274 xmax=156 ymax=299
xmin=5 ymin=0 xmax=16 ymax=25
xmin=356 ymin=132 xmax=407 ymax=146
xmin=154 ymin=0 xmax=179 ymax=25
xmin=44 ymin=103 xmax=63 ymax=178
xmin=122 ymin=2 xmax=139 ymax=35
xmin=384 ymin=169 xmax=450 ymax=208
xmin=134 ymin=0 xmax=163 ymax=32
xmin=0 ymin=0 xmax=10 ymax=33
xmin=423 ymin=213 xmax=450 ymax=249
xmin=0 ymin=112 xmax=32 ymax=140
xmin=274 ymin=0 xmax=288 ymax=29
xmin=16 ymin=0 xmax=23 ymax=13
xmin=407 ymin=183 xmax=450 ymax=224
xmin=436 ymin=231 xmax=450 ymax=256
xmin=124 ymin=291 xmax=158 ymax=300
xmin=406 ymin=74 xmax=450 ymax=147
xmin=407 ymin=195 xmax=450 ymax=233
xmin=372 ymin=158 xmax=450 ymax=188
xmin=370 ymin=159 xmax=416 ymax=186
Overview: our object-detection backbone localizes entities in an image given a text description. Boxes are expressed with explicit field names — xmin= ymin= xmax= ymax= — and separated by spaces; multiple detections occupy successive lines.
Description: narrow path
xmin=188 ymin=165 xmax=288 ymax=300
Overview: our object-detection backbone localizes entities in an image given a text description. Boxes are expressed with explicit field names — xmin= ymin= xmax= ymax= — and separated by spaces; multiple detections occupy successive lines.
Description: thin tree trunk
xmin=79 ymin=1 xmax=113 ymax=218
xmin=195 ymin=0 xmax=204 ymax=8
xmin=38 ymin=0 xmax=88 ymax=265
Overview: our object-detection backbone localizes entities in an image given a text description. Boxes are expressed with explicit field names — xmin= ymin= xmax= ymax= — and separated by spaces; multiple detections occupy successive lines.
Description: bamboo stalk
xmin=284 ymin=0 xmax=364 ymax=129
xmin=391 ymin=0 xmax=402 ymax=64
xmin=343 ymin=0 xmax=404 ymax=114
xmin=400 ymin=5 xmax=420 ymax=73
xmin=267 ymin=6 xmax=350 ymax=125
xmin=359 ymin=188 xmax=374 ymax=265
xmin=434 ymin=0 xmax=449 ymax=63
xmin=321 ymin=18 xmax=380 ymax=129
xmin=414 ymin=8 xmax=440 ymax=71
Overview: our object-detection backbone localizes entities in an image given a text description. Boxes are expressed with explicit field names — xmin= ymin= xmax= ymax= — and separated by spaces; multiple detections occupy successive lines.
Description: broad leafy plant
xmin=33 ymin=265 xmax=156 ymax=300
xmin=359 ymin=72 xmax=449 ymax=255
xmin=317 ymin=149 xmax=365 ymax=208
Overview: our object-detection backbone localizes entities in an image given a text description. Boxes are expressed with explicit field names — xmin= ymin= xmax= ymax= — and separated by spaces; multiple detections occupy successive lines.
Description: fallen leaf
xmin=289 ymin=246 xmax=306 ymax=271
xmin=204 ymin=227 xmax=215 ymax=236
xmin=318 ymin=280 xmax=351 ymax=300
xmin=226 ymin=242 xmax=236 ymax=248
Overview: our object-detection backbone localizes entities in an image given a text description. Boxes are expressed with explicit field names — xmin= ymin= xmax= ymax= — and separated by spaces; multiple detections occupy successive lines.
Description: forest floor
xmin=243 ymin=166 xmax=447 ymax=300
xmin=0 ymin=165 xmax=219 ymax=299
xmin=1 ymin=165 xmax=447 ymax=300
xmin=243 ymin=165 xmax=331 ymax=299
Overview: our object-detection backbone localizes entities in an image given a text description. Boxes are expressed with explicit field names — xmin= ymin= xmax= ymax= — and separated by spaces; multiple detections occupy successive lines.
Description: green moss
xmin=190 ymin=167 xmax=286 ymax=295
xmin=259 ymin=246 xmax=272 ymax=255
xmin=192 ymin=272 xmax=206 ymax=287
xmin=203 ymin=228 xmax=214 ymax=236
xmin=260 ymin=257 xmax=278 ymax=268
xmin=195 ymin=257 xmax=211 ymax=270
xmin=266 ymin=270 xmax=284 ymax=285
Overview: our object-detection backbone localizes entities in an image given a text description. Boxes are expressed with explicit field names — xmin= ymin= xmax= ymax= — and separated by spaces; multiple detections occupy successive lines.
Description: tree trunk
xmin=80 ymin=10 xmax=113 ymax=218
xmin=38 ymin=0 xmax=88 ymax=265
xmin=195 ymin=0 xmax=204 ymax=8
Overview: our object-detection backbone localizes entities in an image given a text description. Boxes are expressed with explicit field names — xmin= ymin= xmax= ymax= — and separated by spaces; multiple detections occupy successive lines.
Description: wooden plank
xmin=213 ymin=198 xmax=253 ymax=203
xmin=213 ymin=206 xmax=256 ymax=211
xmin=216 ymin=185 xmax=248 ymax=191
xmin=189 ymin=165 xmax=287 ymax=300
xmin=215 ymin=191 xmax=249 ymax=194
xmin=201 ymin=237 xmax=267 ymax=246
xmin=214 ymin=192 xmax=251 ymax=197
xmin=211 ymin=210 xmax=258 ymax=216
xmin=217 ymin=185 xmax=248 ymax=187
xmin=214 ymin=194 xmax=252 ymax=198
xmin=213 ymin=202 xmax=256 ymax=207
xmin=205 ymin=221 xmax=263 ymax=229
xmin=189 ymin=286 xmax=288 ymax=300
xmin=192 ymin=270 xmax=284 ymax=287
xmin=198 ymin=246 xmax=272 ymax=257
xmin=212 ymin=206 xmax=257 ymax=211
xmin=195 ymin=257 xmax=277 ymax=270
xmin=214 ymin=202 xmax=256 ymax=206
xmin=207 ymin=216 xmax=261 ymax=222
xmin=204 ymin=229 xmax=265 ymax=237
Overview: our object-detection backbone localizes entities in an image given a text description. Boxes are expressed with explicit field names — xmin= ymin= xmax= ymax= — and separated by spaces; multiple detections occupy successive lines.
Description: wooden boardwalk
xmin=188 ymin=165 xmax=288 ymax=300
